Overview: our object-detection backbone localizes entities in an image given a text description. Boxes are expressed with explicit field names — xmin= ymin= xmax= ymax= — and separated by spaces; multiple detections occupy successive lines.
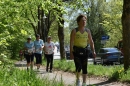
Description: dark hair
xmin=36 ymin=34 xmax=40 ymax=37
xmin=76 ymin=14 xmax=87 ymax=23
xmin=27 ymin=38 xmax=31 ymax=40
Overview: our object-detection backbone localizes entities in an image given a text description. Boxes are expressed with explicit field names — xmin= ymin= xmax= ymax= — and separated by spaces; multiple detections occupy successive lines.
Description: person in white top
xmin=44 ymin=36 xmax=55 ymax=72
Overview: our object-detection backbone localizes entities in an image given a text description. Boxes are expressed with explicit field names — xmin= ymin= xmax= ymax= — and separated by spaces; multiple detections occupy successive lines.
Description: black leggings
xmin=73 ymin=53 xmax=88 ymax=74
xmin=35 ymin=53 xmax=42 ymax=64
xmin=45 ymin=54 xmax=54 ymax=70
xmin=25 ymin=54 xmax=34 ymax=63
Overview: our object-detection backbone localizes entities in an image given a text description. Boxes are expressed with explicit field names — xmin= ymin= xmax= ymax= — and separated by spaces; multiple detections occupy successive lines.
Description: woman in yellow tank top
xmin=70 ymin=14 xmax=96 ymax=86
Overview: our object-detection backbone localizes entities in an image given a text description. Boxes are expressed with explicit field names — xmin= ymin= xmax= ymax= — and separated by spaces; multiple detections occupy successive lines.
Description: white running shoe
xmin=76 ymin=80 xmax=80 ymax=86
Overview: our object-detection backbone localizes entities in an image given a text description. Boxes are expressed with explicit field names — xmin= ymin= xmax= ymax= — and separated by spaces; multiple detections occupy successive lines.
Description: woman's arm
xmin=43 ymin=46 xmax=48 ymax=54
xmin=53 ymin=44 xmax=55 ymax=51
xmin=87 ymin=29 xmax=96 ymax=58
xmin=41 ymin=40 xmax=44 ymax=49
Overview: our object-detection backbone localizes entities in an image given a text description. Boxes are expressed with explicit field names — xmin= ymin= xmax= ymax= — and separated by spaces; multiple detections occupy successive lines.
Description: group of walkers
xmin=19 ymin=34 xmax=55 ymax=73
xmin=19 ymin=14 xmax=96 ymax=86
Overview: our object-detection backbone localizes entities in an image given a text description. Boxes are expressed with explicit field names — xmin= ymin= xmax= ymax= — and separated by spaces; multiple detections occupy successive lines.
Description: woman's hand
xmin=45 ymin=51 xmax=48 ymax=54
xmin=93 ymin=51 xmax=96 ymax=58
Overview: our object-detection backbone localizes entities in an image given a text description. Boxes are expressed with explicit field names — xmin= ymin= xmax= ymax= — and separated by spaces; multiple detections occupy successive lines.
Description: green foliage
xmin=53 ymin=60 xmax=75 ymax=72
xmin=0 ymin=68 xmax=64 ymax=86
xmin=0 ymin=0 xmax=124 ymax=61
xmin=0 ymin=0 xmax=35 ymax=59
xmin=0 ymin=63 xmax=65 ymax=86
xmin=101 ymin=0 xmax=123 ymax=47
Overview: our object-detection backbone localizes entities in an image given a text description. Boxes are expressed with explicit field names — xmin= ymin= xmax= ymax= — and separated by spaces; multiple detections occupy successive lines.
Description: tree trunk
xmin=37 ymin=7 xmax=46 ymax=42
xmin=58 ymin=14 xmax=65 ymax=60
xmin=41 ymin=9 xmax=44 ymax=40
xmin=122 ymin=0 xmax=130 ymax=71
xmin=30 ymin=7 xmax=55 ymax=42
xmin=38 ymin=6 xmax=41 ymax=35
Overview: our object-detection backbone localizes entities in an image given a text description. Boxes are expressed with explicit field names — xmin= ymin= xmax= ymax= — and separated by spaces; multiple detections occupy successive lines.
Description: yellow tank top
xmin=74 ymin=30 xmax=88 ymax=48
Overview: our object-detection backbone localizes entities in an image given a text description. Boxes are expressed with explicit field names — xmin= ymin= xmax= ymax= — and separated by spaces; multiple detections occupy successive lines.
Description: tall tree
xmin=87 ymin=0 xmax=106 ymax=51
xmin=0 ymin=0 xmax=34 ymax=58
xmin=101 ymin=0 xmax=123 ymax=47
xmin=122 ymin=0 xmax=130 ymax=71
xmin=58 ymin=14 xmax=65 ymax=59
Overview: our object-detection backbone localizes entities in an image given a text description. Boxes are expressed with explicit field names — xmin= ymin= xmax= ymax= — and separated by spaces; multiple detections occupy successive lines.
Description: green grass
xmin=0 ymin=64 xmax=65 ymax=86
xmin=47 ymin=60 xmax=130 ymax=83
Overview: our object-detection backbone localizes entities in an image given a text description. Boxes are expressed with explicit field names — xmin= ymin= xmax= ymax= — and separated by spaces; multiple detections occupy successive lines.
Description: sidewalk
xmin=14 ymin=61 xmax=128 ymax=86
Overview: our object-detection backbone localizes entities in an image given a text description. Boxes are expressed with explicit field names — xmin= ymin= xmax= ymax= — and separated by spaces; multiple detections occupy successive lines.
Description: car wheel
xmin=120 ymin=56 xmax=124 ymax=64
xmin=120 ymin=60 xmax=123 ymax=64
xmin=93 ymin=61 xmax=97 ymax=65
xmin=101 ymin=58 xmax=104 ymax=65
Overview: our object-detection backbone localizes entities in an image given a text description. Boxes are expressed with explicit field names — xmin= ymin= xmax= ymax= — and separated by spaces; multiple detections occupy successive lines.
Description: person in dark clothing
xmin=70 ymin=14 xmax=96 ymax=86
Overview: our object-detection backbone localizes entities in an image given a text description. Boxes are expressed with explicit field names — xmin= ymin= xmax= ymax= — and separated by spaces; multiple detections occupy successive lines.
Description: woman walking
xmin=24 ymin=36 xmax=34 ymax=70
xmin=44 ymin=36 xmax=55 ymax=73
xmin=70 ymin=14 xmax=96 ymax=86
xmin=34 ymin=34 xmax=44 ymax=70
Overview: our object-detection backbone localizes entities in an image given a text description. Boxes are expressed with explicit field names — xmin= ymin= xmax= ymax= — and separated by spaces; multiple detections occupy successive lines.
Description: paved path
xmin=14 ymin=61 xmax=128 ymax=86
xmin=14 ymin=49 xmax=128 ymax=86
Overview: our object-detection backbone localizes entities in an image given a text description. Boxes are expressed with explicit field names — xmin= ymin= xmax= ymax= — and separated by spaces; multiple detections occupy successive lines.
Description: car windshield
xmin=104 ymin=48 xmax=119 ymax=52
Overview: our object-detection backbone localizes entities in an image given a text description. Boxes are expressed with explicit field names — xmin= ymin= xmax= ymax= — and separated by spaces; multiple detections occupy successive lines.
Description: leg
xmin=35 ymin=53 xmax=40 ymax=69
xmin=74 ymin=57 xmax=82 ymax=79
xmin=26 ymin=54 xmax=31 ymax=70
xmin=37 ymin=56 xmax=40 ymax=69
xmin=82 ymin=74 xmax=87 ymax=83
xmin=38 ymin=54 xmax=42 ymax=69
xmin=74 ymin=56 xmax=82 ymax=86
xmin=45 ymin=54 xmax=50 ymax=72
xmin=81 ymin=57 xmax=88 ymax=85
xmin=50 ymin=54 xmax=53 ymax=72
xmin=20 ymin=56 xmax=22 ymax=61
xmin=35 ymin=53 xmax=38 ymax=68
xmin=30 ymin=54 xmax=34 ymax=70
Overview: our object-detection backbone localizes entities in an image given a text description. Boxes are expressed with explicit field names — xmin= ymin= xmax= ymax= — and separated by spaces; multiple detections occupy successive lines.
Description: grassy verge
xmin=43 ymin=59 xmax=130 ymax=83
xmin=0 ymin=60 xmax=65 ymax=86
xmin=0 ymin=65 xmax=65 ymax=86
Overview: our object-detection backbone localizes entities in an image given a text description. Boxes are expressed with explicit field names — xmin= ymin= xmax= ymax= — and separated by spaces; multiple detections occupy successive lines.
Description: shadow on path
xmin=88 ymin=79 xmax=117 ymax=86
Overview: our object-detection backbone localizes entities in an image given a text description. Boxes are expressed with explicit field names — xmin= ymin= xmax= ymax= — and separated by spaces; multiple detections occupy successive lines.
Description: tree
xmin=86 ymin=0 xmax=106 ymax=51
xmin=0 ymin=0 xmax=34 ymax=58
xmin=122 ymin=0 xmax=130 ymax=71
xmin=101 ymin=0 xmax=123 ymax=47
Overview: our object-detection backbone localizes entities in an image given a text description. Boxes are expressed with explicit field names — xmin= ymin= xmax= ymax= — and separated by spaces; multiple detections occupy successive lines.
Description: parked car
xmin=95 ymin=48 xmax=122 ymax=65
xmin=66 ymin=50 xmax=70 ymax=60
